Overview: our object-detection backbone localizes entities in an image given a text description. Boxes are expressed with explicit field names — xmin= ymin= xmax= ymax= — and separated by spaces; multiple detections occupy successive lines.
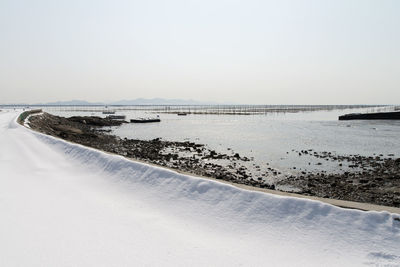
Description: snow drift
xmin=0 ymin=111 xmax=399 ymax=267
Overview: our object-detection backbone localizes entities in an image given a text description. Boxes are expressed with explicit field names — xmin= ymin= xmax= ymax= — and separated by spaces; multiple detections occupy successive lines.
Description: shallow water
xmin=45 ymin=106 xmax=400 ymax=182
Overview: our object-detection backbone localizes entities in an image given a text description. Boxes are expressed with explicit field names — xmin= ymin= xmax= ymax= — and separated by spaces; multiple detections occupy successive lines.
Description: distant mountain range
xmin=35 ymin=98 xmax=219 ymax=106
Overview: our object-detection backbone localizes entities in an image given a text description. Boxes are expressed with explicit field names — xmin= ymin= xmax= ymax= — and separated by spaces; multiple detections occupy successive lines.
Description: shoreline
xmin=24 ymin=111 xmax=400 ymax=211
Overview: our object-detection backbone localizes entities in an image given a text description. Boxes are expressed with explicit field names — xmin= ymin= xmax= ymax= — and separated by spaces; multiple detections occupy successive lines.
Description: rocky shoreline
xmin=28 ymin=113 xmax=275 ymax=189
xmin=277 ymin=149 xmax=400 ymax=207
xmin=26 ymin=112 xmax=400 ymax=207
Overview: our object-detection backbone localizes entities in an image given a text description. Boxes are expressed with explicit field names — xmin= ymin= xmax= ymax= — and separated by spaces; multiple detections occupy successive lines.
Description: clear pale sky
xmin=1 ymin=0 xmax=399 ymax=104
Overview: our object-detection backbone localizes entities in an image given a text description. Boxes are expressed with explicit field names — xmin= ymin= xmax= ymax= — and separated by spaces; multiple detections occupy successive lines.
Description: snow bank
xmin=1 ymin=111 xmax=399 ymax=267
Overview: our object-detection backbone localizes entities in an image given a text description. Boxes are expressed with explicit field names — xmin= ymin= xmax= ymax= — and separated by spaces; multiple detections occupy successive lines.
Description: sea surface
xmin=44 ymin=105 xmax=400 ymax=183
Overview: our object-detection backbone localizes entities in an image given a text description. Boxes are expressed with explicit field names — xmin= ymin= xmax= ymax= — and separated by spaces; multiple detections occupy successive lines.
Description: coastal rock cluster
xmin=280 ymin=149 xmax=400 ymax=207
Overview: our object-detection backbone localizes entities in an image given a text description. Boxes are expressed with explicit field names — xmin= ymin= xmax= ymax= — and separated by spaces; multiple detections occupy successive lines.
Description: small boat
xmin=131 ymin=115 xmax=160 ymax=123
xmin=130 ymin=118 xmax=161 ymax=123
xmin=102 ymin=111 xmax=115 ymax=114
xmin=177 ymin=113 xmax=187 ymax=116
xmin=106 ymin=115 xmax=126 ymax=120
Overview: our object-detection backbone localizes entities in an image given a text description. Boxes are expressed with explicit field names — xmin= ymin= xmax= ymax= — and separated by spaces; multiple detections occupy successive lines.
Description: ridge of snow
xmin=0 ymin=110 xmax=399 ymax=267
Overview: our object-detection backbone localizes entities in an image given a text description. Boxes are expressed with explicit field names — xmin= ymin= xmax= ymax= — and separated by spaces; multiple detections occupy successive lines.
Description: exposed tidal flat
xmin=31 ymin=105 xmax=400 ymax=207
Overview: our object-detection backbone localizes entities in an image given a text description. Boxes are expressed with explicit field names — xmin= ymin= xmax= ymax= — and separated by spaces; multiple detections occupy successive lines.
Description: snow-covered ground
xmin=1 ymin=110 xmax=399 ymax=267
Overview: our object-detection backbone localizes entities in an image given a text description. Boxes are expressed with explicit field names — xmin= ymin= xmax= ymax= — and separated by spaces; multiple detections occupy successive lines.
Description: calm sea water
xmin=45 ymin=105 xmax=400 ymax=182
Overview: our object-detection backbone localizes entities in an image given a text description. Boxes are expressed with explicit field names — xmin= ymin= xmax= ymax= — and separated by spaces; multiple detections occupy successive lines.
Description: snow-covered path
xmin=0 ymin=110 xmax=399 ymax=266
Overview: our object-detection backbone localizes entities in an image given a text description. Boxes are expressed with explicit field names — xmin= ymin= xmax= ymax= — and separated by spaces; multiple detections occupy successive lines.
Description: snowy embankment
xmin=0 ymin=110 xmax=399 ymax=267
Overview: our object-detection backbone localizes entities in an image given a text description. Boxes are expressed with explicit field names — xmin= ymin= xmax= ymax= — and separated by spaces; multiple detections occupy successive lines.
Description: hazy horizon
xmin=1 ymin=0 xmax=399 ymax=104
xmin=0 ymin=98 xmax=395 ymax=106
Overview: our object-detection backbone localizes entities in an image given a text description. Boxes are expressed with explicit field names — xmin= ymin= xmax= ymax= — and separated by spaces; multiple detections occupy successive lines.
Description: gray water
xmin=45 ymin=105 xmax=400 ymax=182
